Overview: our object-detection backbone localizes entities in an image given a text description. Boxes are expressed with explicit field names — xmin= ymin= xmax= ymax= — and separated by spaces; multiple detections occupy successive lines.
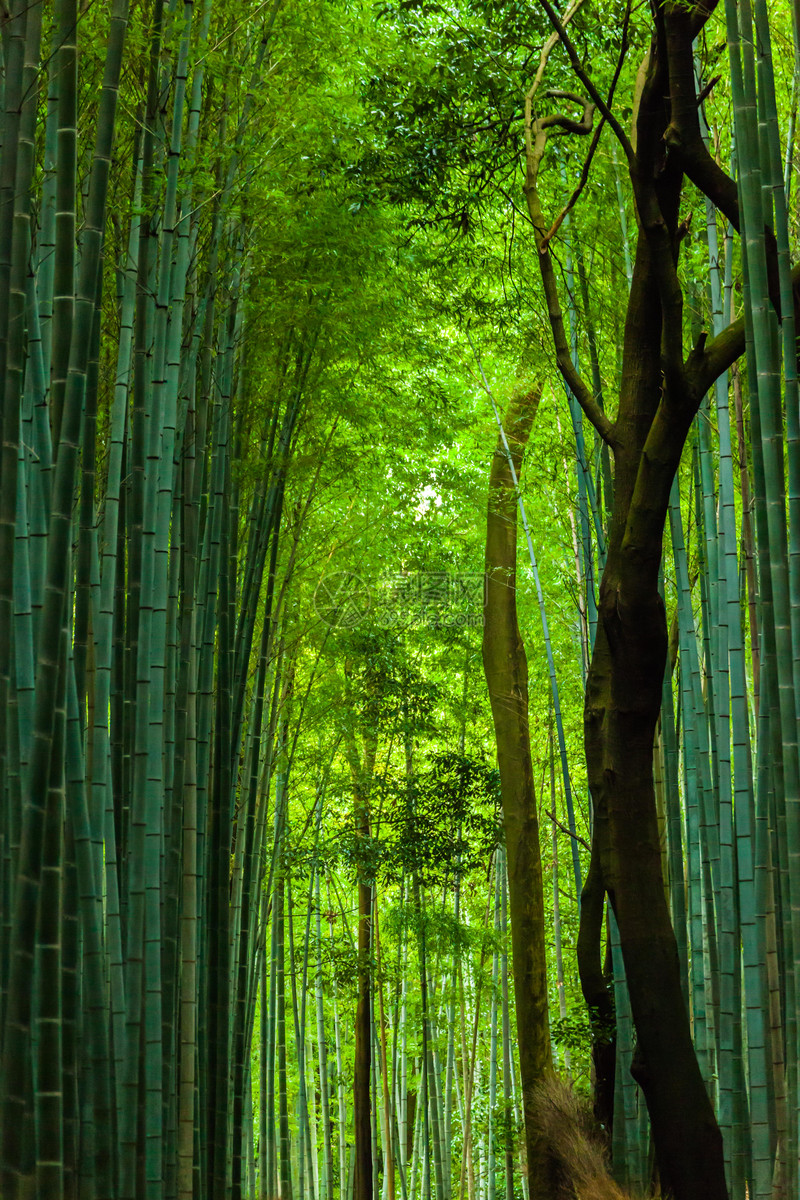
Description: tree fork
xmin=525 ymin=0 xmax=759 ymax=1190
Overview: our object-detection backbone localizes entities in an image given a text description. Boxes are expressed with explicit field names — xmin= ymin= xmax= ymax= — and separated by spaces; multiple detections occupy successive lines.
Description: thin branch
xmin=678 ymin=260 xmax=800 ymax=410
xmin=689 ymin=317 xmax=745 ymax=397
xmin=536 ymin=0 xmax=635 ymax=165
xmin=526 ymin=0 xmax=590 ymax=107
xmin=541 ymin=113 xmax=594 ymax=135
xmin=538 ymin=0 xmax=628 ymax=255
xmin=522 ymin=101 xmax=616 ymax=444
xmin=529 ymin=202 xmax=616 ymax=442
xmin=546 ymin=809 xmax=591 ymax=854
xmin=524 ymin=0 xmax=589 ymax=170
xmin=540 ymin=116 xmax=605 ymax=251
xmin=695 ymin=73 xmax=720 ymax=106
xmin=524 ymin=220 xmax=615 ymax=441
xmin=495 ymin=184 xmax=537 ymax=227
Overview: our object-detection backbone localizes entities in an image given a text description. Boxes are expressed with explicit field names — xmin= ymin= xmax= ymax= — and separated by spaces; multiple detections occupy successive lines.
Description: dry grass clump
xmin=530 ymin=1075 xmax=636 ymax=1200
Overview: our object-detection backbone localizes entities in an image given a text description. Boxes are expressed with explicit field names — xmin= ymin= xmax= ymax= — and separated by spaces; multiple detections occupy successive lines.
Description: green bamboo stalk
xmin=700 ymin=130 xmax=758 ymax=1197
xmin=36 ymin=15 xmax=61 ymax=387
xmin=35 ymin=629 xmax=66 ymax=1198
xmin=726 ymin=1 xmax=800 ymax=1186
xmin=728 ymin=14 xmax=800 ymax=1180
xmin=65 ymin=655 xmax=114 ymax=1195
xmin=549 ymin=718 xmax=570 ymax=1074
xmin=328 ymin=874 xmax=349 ymax=1200
xmin=258 ymin=929 xmax=270 ymax=1199
xmin=444 ymin=869 xmax=461 ymax=1199
xmin=232 ymin=642 xmax=277 ymax=1200
xmin=264 ymin=883 xmax=279 ymax=1200
xmin=277 ymin=866 xmax=293 ymax=1200
xmin=609 ymin=910 xmax=646 ymax=1193
xmin=316 ymin=859 xmax=335 ymax=1200
xmin=0 ymin=0 xmax=39 ymax=1066
xmin=669 ymin=488 xmax=714 ymax=1092
xmin=48 ymin=0 xmax=78 ymax=452
xmin=287 ymin=866 xmax=316 ymax=1200
xmin=2 ymin=7 xmax=128 ymax=1192
xmin=177 ymin=641 xmax=199 ymax=1200
xmin=487 ymin=856 xmax=500 ymax=1200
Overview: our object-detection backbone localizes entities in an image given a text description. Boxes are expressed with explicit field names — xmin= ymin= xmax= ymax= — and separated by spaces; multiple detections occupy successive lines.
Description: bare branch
xmin=540 ymin=116 xmax=605 ymax=251
xmin=546 ymin=809 xmax=591 ymax=853
xmin=688 ymin=317 xmax=746 ymax=397
xmin=660 ymin=5 xmax=784 ymax=317
xmin=686 ymin=259 xmax=800 ymax=399
xmin=525 ymin=0 xmax=589 ymax=109
xmin=521 ymin=88 xmax=615 ymax=444
xmin=544 ymin=88 xmax=592 ymax=106
xmin=535 ymin=0 xmax=635 ymax=165
xmin=540 ymin=101 xmax=595 ymax=136
xmin=524 ymin=0 xmax=590 ymax=173
xmin=695 ymin=73 xmax=720 ymax=106
xmin=521 ymin=39 xmax=630 ymax=445
xmin=538 ymin=19 xmax=626 ymax=251
xmin=525 ymin=162 xmax=616 ymax=445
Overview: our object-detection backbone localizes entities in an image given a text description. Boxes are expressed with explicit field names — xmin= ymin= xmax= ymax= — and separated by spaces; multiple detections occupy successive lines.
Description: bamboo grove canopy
xmin=1 ymin=0 xmax=800 ymax=1199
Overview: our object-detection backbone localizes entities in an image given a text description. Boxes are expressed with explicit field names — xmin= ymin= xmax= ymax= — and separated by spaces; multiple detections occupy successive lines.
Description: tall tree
xmin=524 ymin=0 xmax=800 ymax=1194
xmin=482 ymin=385 xmax=555 ymax=1200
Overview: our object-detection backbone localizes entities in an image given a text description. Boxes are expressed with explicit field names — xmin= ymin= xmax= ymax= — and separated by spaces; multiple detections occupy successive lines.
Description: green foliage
xmin=551 ymin=1005 xmax=614 ymax=1054
xmin=380 ymin=752 xmax=502 ymax=885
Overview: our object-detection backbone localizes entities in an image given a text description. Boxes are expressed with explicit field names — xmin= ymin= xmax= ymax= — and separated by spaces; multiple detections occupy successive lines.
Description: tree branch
xmin=630 ymin=68 xmax=688 ymax=396
xmin=536 ymin=0 xmax=685 ymax=386
xmin=538 ymin=18 xmax=627 ymax=252
xmin=688 ymin=317 xmax=745 ymax=397
xmin=539 ymin=115 xmax=605 ymax=251
xmin=661 ymin=4 xmax=740 ymax=227
xmin=687 ymin=0 xmax=720 ymax=38
xmin=523 ymin=1 xmax=591 ymax=201
xmin=546 ymin=808 xmax=591 ymax=852
xmin=659 ymin=3 xmax=787 ymax=315
xmin=525 ymin=0 xmax=590 ymax=110
xmin=523 ymin=162 xmax=616 ymax=444
xmin=522 ymin=84 xmax=618 ymax=444
xmin=536 ymin=0 xmax=635 ymax=165
xmin=540 ymin=101 xmax=595 ymax=136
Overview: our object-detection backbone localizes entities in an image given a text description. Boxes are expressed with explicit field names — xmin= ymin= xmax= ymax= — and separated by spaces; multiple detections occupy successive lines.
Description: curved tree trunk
xmin=587 ymin=546 xmax=726 ymax=1200
xmin=482 ymin=385 xmax=555 ymax=1200
xmin=577 ymin=40 xmax=729 ymax=1193
xmin=522 ymin=0 xmax=754 ymax=1191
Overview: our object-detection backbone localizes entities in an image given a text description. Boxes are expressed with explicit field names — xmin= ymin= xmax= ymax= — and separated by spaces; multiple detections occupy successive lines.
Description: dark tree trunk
xmin=578 ymin=23 xmax=728 ymax=1193
xmin=587 ymin=555 xmax=726 ymax=1200
xmin=575 ymin=854 xmax=616 ymax=1137
xmin=579 ymin=221 xmax=727 ymax=1200
xmin=347 ymin=725 xmax=376 ymax=1200
xmin=524 ymin=1 xmax=753 ymax=1192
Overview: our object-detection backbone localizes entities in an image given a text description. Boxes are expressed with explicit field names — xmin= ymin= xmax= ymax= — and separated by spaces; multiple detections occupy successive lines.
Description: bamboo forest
xmin=6 ymin=0 xmax=800 ymax=1198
